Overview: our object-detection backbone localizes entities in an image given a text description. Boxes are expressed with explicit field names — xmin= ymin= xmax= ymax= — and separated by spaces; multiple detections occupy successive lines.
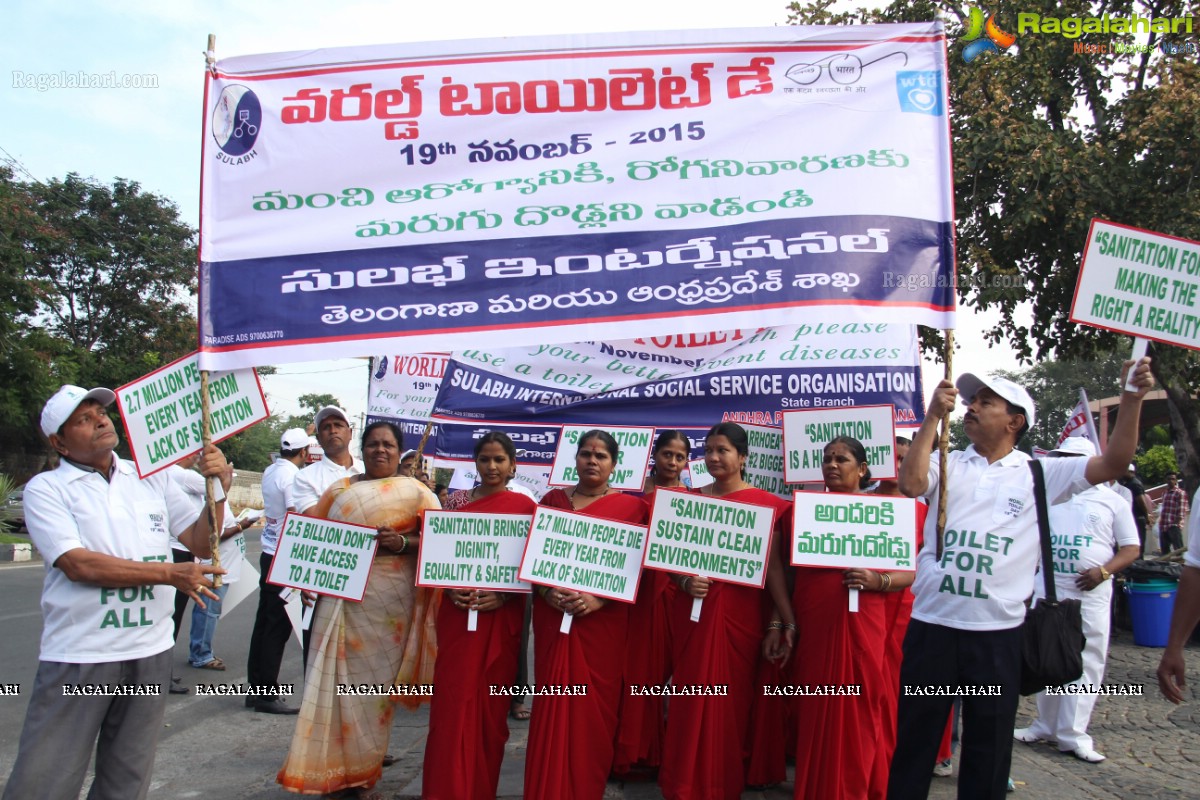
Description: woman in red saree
xmin=788 ymin=436 xmax=914 ymax=800
xmin=524 ymin=429 xmax=650 ymax=800
xmin=422 ymin=432 xmax=537 ymax=800
xmin=613 ymin=429 xmax=692 ymax=779
xmin=659 ymin=422 xmax=795 ymax=800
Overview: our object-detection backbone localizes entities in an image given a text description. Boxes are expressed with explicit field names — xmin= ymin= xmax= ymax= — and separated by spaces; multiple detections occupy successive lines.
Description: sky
xmin=2 ymin=0 xmax=1029 ymax=430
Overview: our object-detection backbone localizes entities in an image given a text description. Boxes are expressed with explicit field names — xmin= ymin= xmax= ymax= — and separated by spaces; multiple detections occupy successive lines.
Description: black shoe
xmin=168 ymin=678 xmax=189 ymax=695
xmin=252 ymin=698 xmax=299 ymax=715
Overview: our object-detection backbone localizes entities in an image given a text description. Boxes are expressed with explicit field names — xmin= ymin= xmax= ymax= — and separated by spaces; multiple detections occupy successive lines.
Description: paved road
xmin=3 ymin=534 xmax=1199 ymax=798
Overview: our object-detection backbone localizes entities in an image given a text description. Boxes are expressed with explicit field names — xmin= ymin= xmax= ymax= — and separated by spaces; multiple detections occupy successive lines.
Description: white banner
xmin=518 ymin=505 xmax=648 ymax=603
xmin=791 ymin=492 xmax=917 ymax=571
xmin=115 ymin=352 xmax=268 ymax=478
xmin=268 ymin=513 xmax=379 ymax=600
xmin=417 ymin=511 xmax=532 ymax=590
xmin=644 ymin=488 xmax=775 ymax=588
xmin=547 ymin=425 xmax=655 ymax=490
xmin=781 ymin=405 xmax=897 ymax=483
xmin=198 ymin=25 xmax=955 ymax=369
xmin=1071 ymin=219 xmax=1200 ymax=350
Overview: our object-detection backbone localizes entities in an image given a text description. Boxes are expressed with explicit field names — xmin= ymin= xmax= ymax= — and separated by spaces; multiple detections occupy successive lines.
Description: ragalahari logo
xmin=960 ymin=7 xmax=1017 ymax=62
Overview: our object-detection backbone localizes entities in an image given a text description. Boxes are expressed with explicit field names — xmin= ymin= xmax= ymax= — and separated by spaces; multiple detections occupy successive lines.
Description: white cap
xmin=280 ymin=428 xmax=309 ymax=450
xmin=955 ymin=373 xmax=1037 ymax=430
xmin=1051 ymin=437 xmax=1096 ymax=457
xmin=40 ymin=385 xmax=116 ymax=437
xmin=313 ymin=405 xmax=350 ymax=429
xmin=401 ymin=449 xmax=418 ymax=462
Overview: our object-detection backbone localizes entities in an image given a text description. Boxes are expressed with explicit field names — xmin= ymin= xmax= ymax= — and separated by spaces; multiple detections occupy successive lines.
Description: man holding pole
xmin=887 ymin=359 xmax=1154 ymax=800
xmin=4 ymin=385 xmax=231 ymax=800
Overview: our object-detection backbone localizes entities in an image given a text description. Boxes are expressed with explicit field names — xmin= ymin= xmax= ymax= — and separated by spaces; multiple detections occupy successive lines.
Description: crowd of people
xmin=8 ymin=354 xmax=1188 ymax=800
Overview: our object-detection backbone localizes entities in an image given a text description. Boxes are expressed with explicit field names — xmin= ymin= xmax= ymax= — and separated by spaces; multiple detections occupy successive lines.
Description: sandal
xmin=192 ymin=657 xmax=226 ymax=671
xmin=510 ymin=702 xmax=530 ymax=721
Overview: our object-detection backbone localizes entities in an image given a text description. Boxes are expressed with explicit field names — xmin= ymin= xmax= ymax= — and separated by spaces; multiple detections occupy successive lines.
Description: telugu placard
xmin=547 ymin=425 xmax=655 ymax=490
xmin=791 ymin=492 xmax=917 ymax=571
xmin=115 ymin=351 xmax=269 ymax=478
xmin=267 ymin=513 xmax=379 ymax=601
xmin=781 ymin=405 xmax=897 ymax=484
xmin=417 ymin=511 xmax=532 ymax=591
xmin=518 ymin=506 xmax=648 ymax=603
xmin=644 ymin=488 xmax=775 ymax=588
xmin=1071 ymin=219 xmax=1200 ymax=351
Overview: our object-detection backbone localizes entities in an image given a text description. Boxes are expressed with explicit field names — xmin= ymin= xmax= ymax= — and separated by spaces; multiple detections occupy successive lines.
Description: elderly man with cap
xmin=291 ymin=405 xmax=363 ymax=515
xmin=887 ymin=359 xmax=1153 ymax=800
xmin=1013 ymin=436 xmax=1140 ymax=763
xmin=4 ymin=385 xmax=231 ymax=800
xmin=244 ymin=427 xmax=311 ymax=714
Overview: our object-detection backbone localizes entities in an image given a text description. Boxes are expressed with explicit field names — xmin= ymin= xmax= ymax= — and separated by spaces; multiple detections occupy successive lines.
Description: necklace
xmin=572 ymin=485 xmax=610 ymax=498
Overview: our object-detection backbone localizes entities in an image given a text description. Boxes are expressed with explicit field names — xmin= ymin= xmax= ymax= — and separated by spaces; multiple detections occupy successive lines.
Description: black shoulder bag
xmin=1019 ymin=459 xmax=1087 ymax=696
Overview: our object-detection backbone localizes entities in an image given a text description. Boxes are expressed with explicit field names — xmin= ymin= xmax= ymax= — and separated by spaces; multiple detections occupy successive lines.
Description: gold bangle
xmin=880 ymin=572 xmax=892 ymax=592
xmin=1099 ymin=566 xmax=1111 ymax=582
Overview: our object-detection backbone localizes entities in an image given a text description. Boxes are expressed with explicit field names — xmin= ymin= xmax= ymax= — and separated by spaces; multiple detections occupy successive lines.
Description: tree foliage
xmin=789 ymin=0 xmax=1200 ymax=493
xmin=0 ymin=166 xmax=198 ymax=459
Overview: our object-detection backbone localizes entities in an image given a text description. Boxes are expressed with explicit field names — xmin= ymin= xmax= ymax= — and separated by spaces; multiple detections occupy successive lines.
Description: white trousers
xmin=1027 ymin=579 xmax=1111 ymax=751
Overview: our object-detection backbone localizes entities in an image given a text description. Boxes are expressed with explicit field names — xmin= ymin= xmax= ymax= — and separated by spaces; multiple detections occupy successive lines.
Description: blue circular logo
xmin=211 ymin=85 xmax=262 ymax=156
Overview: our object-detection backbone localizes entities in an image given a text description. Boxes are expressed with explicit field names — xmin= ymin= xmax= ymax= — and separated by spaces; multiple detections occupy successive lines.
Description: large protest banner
xmin=425 ymin=323 xmax=923 ymax=491
xmin=267 ymin=513 xmax=379 ymax=601
xmin=116 ymin=352 xmax=269 ymax=477
xmin=198 ymin=25 xmax=955 ymax=370
xmin=1070 ymin=220 xmax=1200 ymax=350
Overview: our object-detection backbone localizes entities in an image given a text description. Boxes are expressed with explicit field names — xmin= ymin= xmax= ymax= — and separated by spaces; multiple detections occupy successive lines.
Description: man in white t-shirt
xmin=244 ymin=428 xmax=308 ymax=713
xmin=887 ymin=359 xmax=1153 ymax=800
xmin=4 ymin=385 xmax=231 ymax=800
xmin=1157 ymin=483 xmax=1200 ymax=703
xmin=1014 ymin=436 xmax=1140 ymax=762
xmin=291 ymin=405 xmax=364 ymax=514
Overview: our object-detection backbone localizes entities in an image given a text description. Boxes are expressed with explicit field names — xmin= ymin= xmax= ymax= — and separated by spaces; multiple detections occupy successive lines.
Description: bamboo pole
xmin=200 ymin=370 xmax=223 ymax=587
xmin=414 ymin=421 xmax=435 ymax=477
xmin=201 ymin=34 xmax=222 ymax=586
xmin=935 ymin=329 xmax=954 ymax=560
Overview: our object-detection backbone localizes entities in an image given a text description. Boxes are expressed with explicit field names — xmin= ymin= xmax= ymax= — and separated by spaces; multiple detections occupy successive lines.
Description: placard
xmin=644 ymin=488 xmax=775 ymax=588
xmin=1070 ymin=219 xmax=1200 ymax=351
xmin=687 ymin=459 xmax=713 ymax=489
xmin=417 ymin=511 xmax=532 ymax=591
xmin=547 ymin=425 xmax=655 ymax=490
xmin=116 ymin=351 xmax=268 ymax=477
xmin=781 ymin=405 xmax=897 ymax=483
xmin=742 ymin=423 xmax=798 ymax=498
xmin=518 ymin=505 xmax=648 ymax=603
xmin=267 ymin=512 xmax=380 ymax=601
xmin=791 ymin=492 xmax=917 ymax=571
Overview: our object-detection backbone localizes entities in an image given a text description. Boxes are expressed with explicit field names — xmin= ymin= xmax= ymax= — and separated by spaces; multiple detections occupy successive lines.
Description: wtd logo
xmin=960 ymin=7 xmax=1017 ymax=62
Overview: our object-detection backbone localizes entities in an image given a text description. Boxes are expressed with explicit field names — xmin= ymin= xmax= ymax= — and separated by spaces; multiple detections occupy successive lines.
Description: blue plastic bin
xmin=1125 ymin=579 xmax=1178 ymax=647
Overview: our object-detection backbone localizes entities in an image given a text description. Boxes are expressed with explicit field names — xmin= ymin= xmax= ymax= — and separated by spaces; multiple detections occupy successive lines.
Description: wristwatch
xmin=1099 ymin=566 xmax=1111 ymax=582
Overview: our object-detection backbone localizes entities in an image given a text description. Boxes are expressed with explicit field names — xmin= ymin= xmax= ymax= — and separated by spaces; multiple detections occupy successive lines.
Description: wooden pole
xmin=200 ymin=370 xmax=223 ymax=587
xmin=415 ymin=421 xmax=435 ymax=476
xmin=935 ymin=329 xmax=954 ymax=559
xmin=201 ymin=35 xmax=222 ymax=586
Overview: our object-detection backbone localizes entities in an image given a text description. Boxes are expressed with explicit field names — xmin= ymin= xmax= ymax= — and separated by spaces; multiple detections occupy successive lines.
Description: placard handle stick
xmin=200 ymin=370 xmax=223 ymax=587
xmin=848 ymin=587 xmax=860 ymax=613
xmin=1124 ymin=338 xmax=1149 ymax=393
xmin=560 ymin=611 xmax=573 ymax=634
xmin=690 ymin=596 xmax=703 ymax=622
xmin=415 ymin=421 xmax=435 ymax=477
xmin=935 ymin=329 xmax=954 ymax=561
xmin=468 ymin=609 xmax=478 ymax=632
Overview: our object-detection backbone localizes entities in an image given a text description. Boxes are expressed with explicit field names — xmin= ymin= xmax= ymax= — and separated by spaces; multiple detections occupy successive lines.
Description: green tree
xmin=1135 ymin=444 xmax=1178 ymax=487
xmin=789 ymin=0 xmax=1200 ymax=495
xmin=218 ymin=416 xmax=288 ymax=473
xmin=0 ymin=167 xmax=199 ymax=459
